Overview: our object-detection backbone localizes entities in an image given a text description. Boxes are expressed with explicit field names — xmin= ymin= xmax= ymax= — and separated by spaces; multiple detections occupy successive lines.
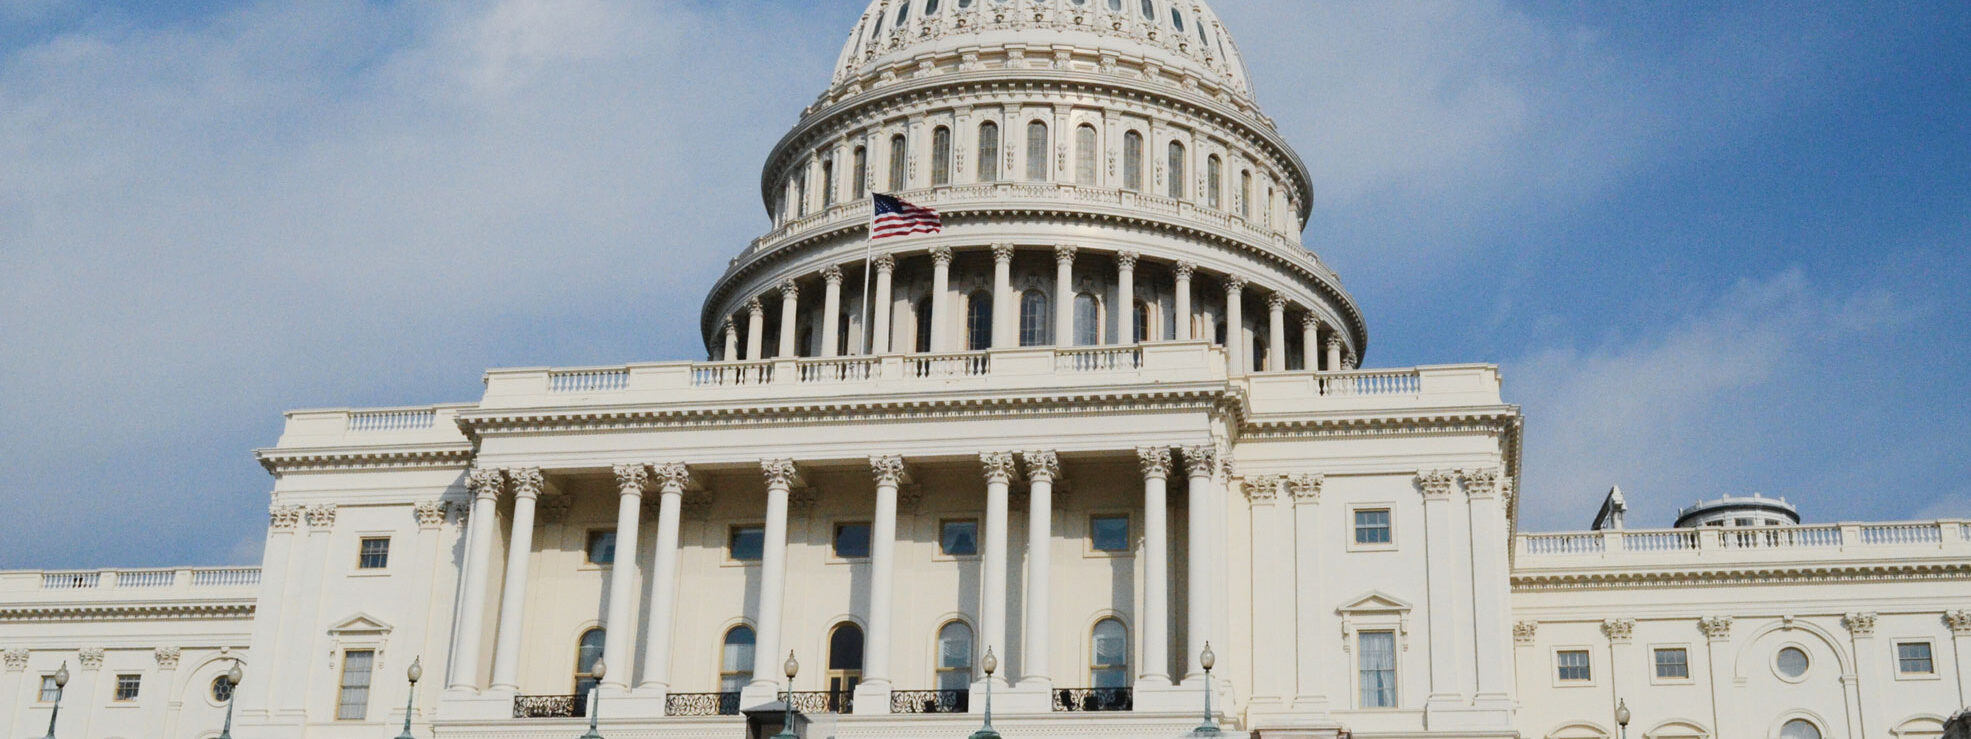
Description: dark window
xmin=926 ymin=0 xmax=941 ymax=14
xmin=932 ymin=126 xmax=952 ymax=186
xmin=966 ymin=292 xmax=993 ymax=350
xmin=1134 ymin=300 xmax=1153 ymax=343
xmin=1207 ymin=154 xmax=1222 ymax=209
xmin=977 ymin=121 xmax=1000 ymax=182
xmin=1091 ymin=619 xmax=1129 ymax=688
xmin=576 ymin=629 xmax=605 ymax=695
xmin=1073 ymin=293 xmax=1100 ymax=345
xmin=1140 ymin=0 xmax=1154 ymax=20
xmin=1354 ymin=509 xmax=1391 ymax=544
xmin=114 ymin=674 xmax=140 ymax=701
xmin=1167 ymin=140 xmax=1186 ymax=199
xmin=729 ymin=526 xmax=765 ymax=561
xmin=1122 ymin=131 xmax=1144 ymax=191
xmin=1654 ymin=648 xmax=1689 ymax=679
xmin=834 ymin=523 xmax=872 ymax=559
xmin=1898 ymin=642 xmax=1934 ymax=674
xmin=853 ymin=147 xmax=868 ymax=200
xmin=357 ymin=537 xmax=390 ymax=569
xmin=1019 ymin=290 xmax=1050 ymax=346
xmin=1025 ymin=121 xmax=1049 ymax=181
xmin=720 ymin=627 xmax=755 ymax=693
xmin=1091 ymin=515 xmax=1130 ymax=552
xmin=211 ymin=675 xmax=233 ymax=702
xmin=38 ymin=675 xmax=58 ymax=702
xmin=1171 ymin=8 xmax=1184 ymax=31
xmin=1075 ymin=124 xmax=1098 ymax=185
xmin=889 ymin=134 xmax=908 ymax=191
xmin=585 ymin=530 xmax=617 ymax=565
xmin=915 ymin=296 xmax=934 ymax=353
xmin=940 ymin=520 xmax=979 ymax=556
xmin=936 ymin=621 xmax=974 ymax=691
xmin=822 ymin=158 xmax=836 ymax=207
xmin=1556 ymin=650 xmax=1591 ymax=681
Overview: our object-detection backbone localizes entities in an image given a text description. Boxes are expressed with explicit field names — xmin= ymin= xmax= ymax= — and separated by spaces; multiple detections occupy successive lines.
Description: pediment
xmin=327 ymin=612 xmax=393 ymax=636
xmin=1335 ymin=590 xmax=1413 ymax=615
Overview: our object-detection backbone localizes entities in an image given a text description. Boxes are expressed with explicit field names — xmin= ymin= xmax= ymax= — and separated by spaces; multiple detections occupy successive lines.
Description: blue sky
xmin=1 ymin=1 xmax=1965 ymax=568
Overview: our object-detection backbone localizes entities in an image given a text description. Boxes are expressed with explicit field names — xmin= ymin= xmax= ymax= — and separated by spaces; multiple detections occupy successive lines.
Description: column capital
xmin=869 ymin=455 xmax=908 ymax=486
xmin=1179 ymin=444 xmax=1216 ymax=478
xmin=822 ymin=266 xmax=845 ymax=285
xmin=305 ymin=504 xmax=338 ymax=529
xmin=414 ymin=500 xmax=448 ymax=529
xmin=154 ymin=646 xmax=181 ymax=670
xmin=1 ymin=648 xmax=26 ymax=672
xmin=1266 ymin=293 xmax=1287 ymax=311
xmin=779 ymin=279 xmax=800 ymax=299
xmin=1054 ymin=244 xmax=1078 ymax=265
xmin=1300 ymin=313 xmax=1320 ymax=331
xmin=930 ymin=245 xmax=954 ymax=267
xmin=748 ymin=298 xmax=765 ymax=316
xmin=468 ymin=467 xmax=505 ymax=502
xmin=1462 ymin=468 xmax=1502 ymax=499
xmin=1223 ymin=275 xmax=1247 ymax=293
xmin=873 ymin=253 xmax=897 ymax=273
xmin=980 ymin=451 xmax=1019 ymax=484
xmin=1116 ymin=250 xmax=1140 ymax=270
xmin=1326 ymin=334 xmax=1343 ymax=350
xmin=510 ymin=467 xmax=546 ymax=500
xmin=1137 ymin=446 xmax=1173 ymax=480
xmin=78 ymin=648 xmax=104 ymax=671
xmin=1842 ymin=612 xmax=1877 ymax=638
xmin=723 ymin=317 xmax=737 ymax=333
xmin=1513 ymin=621 xmax=1538 ymax=646
xmin=762 ymin=458 xmax=799 ymax=489
xmin=1344 ymin=350 xmax=1359 ymax=369
xmin=1289 ymin=473 xmax=1324 ymax=504
xmin=992 ymin=243 xmax=1016 ymax=263
xmin=1699 ymin=615 xmax=1734 ymax=641
xmin=654 ymin=462 xmax=692 ymax=494
xmin=1024 ymin=450 xmax=1061 ymax=483
xmin=1601 ymin=618 xmax=1636 ymax=643
xmin=1244 ymin=475 xmax=1280 ymax=503
xmin=1417 ymin=470 xmax=1458 ymax=499
xmin=269 ymin=503 xmax=305 ymax=531
xmin=1947 ymin=610 xmax=1971 ymax=636
xmin=1173 ymin=261 xmax=1196 ymax=280
xmin=613 ymin=464 xmax=649 ymax=495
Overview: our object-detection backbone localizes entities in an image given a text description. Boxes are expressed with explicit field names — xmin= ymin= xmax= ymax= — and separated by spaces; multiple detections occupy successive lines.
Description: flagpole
xmin=860 ymin=194 xmax=876 ymax=355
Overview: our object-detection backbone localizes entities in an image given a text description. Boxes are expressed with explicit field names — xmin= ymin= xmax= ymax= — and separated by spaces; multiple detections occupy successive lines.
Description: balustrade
xmin=1521 ymin=521 xmax=1964 ymax=558
xmin=114 ymin=569 xmax=176 ymax=588
xmin=665 ymin=692 xmax=741 ymax=717
xmin=906 ymin=351 xmax=990 ymax=378
xmin=692 ymin=361 xmax=774 ymax=387
xmin=1622 ymin=530 xmax=1698 ymax=552
xmin=190 ymin=568 xmax=261 ymax=587
xmin=1053 ymin=687 xmax=1133 ymax=712
xmin=1317 ymin=369 xmax=1421 ymax=397
xmin=1860 ymin=523 xmax=1941 ymax=545
xmin=789 ymin=690 xmax=854 ymax=714
xmin=1056 ymin=346 xmax=1142 ymax=372
xmin=1523 ymin=533 xmax=1604 ymax=555
xmin=799 ymin=357 xmax=879 ymax=383
xmin=513 ymin=695 xmax=585 ymax=718
xmin=41 ymin=572 xmax=99 ymax=589
xmin=550 ymin=369 xmax=630 ymax=393
xmin=1720 ymin=525 xmax=1843 ymax=549
xmin=890 ymin=689 xmax=968 ymax=714
xmin=347 ymin=408 xmax=436 ymax=432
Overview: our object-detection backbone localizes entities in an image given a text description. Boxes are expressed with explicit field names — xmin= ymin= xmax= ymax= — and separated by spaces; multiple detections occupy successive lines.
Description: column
xmin=1173 ymin=262 xmax=1194 ymax=341
xmin=1022 ymin=451 xmax=1060 ymax=688
xmin=1325 ymin=335 xmax=1342 ymax=374
xmin=1300 ymin=316 xmax=1319 ymax=372
xmin=1700 ymin=616 xmax=1733 ymax=736
xmin=1181 ymin=445 xmax=1215 ymax=681
xmin=1465 ymin=470 xmax=1512 ymax=707
xmin=979 ymin=452 xmax=1016 ymax=685
xmin=723 ymin=319 xmax=739 ymax=362
xmin=820 ymin=267 xmax=844 ymax=357
xmin=858 ymin=456 xmax=906 ymax=712
xmin=1055 ymin=245 xmax=1076 ymax=345
xmin=871 ymin=255 xmax=896 ymax=354
xmin=751 ymin=460 xmax=798 ymax=691
xmin=1417 ymin=471 xmax=1464 ymax=711
xmin=489 ymin=467 xmax=544 ymax=692
xmin=640 ymin=464 xmax=690 ymax=691
xmin=1246 ymin=477 xmax=1291 ymax=707
xmin=448 ymin=468 xmax=503 ymax=690
xmin=1116 ymin=251 xmax=1138 ymax=345
xmin=1223 ymin=277 xmax=1246 ymax=375
xmin=1843 ymin=613 xmax=1879 ymax=739
xmin=1289 ymin=475 xmax=1328 ymax=710
xmin=992 ymin=244 xmax=1016 ymax=348
xmin=1266 ymin=294 xmax=1286 ymax=372
xmin=1947 ymin=611 xmax=1971 ymax=707
xmin=601 ymin=464 xmax=647 ymax=691
xmin=746 ymin=299 xmax=766 ymax=361
xmin=1138 ymin=447 xmax=1173 ymax=686
xmin=777 ymin=280 xmax=799 ymax=358
xmin=930 ymin=246 xmax=954 ymax=352
xmin=244 ymin=505 xmax=301 ymax=714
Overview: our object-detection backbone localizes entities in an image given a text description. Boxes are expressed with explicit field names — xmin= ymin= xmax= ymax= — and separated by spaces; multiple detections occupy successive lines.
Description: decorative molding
xmin=154 ymin=646 xmax=181 ymax=669
xmin=980 ymin=451 xmax=1019 ymax=484
xmin=413 ymin=500 xmax=448 ymax=529
xmin=991 ymin=243 xmax=1016 ymax=263
xmin=1289 ymin=473 xmax=1324 ymax=504
xmin=1024 ymin=450 xmax=1060 ymax=484
xmin=0 ymin=603 xmax=255 ymax=623
xmin=1136 ymin=446 xmax=1173 ymax=480
xmin=2 ymin=648 xmax=27 ymax=671
xmin=269 ymin=504 xmax=305 ymax=531
xmin=1416 ymin=470 xmax=1457 ymax=499
xmin=1513 ymin=621 xmax=1538 ymax=646
xmin=653 ymin=462 xmax=692 ymax=493
xmin=762 ymin=459 xmax=799 ymax=489
xmin=468 ymin=467 xmax=506 ymax=501
xmin=1842 ymin=612 xmax=1877 ymax=638
xmin=613 ymin=463 xmax=649 ymax=494
xmin=1463 ymin=468 xmax=1501 ymax=499
xmin=1179 ymin=444 xmax=1215 ymax=478
xmin=1115 ymin=250 xmax=1139 ymax=271
xmin=1699 ymin=616 xmax=1733 ymax=641
xmin=256 ymin=444 xmax=474 ymax=476
xmin=1601 ymin=618 xmax=1635 ymax=644
xmin=305 ymin=504 xmax=337 ymax=530
xmin=1948 ymin=610 xmax=1971 ymax=636
xmin=869 ymin=456 xmax=908 ymax=487
xmin=821 ymin=265 xmax=844 ymax=285
xmin=510 ymin=467 xmax=546 ymax=500
xmin=1243 ymin=475 xmax=1279 ymax=503
xmin=77 ymin=648 xmax=104 ymax=670
xmin=930 ymin=246 xmax=954 ymax=267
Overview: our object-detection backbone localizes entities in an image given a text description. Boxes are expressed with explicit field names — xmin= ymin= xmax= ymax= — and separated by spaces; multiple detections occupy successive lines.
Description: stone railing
xmin=1317 ymin=368 xmax=1421 ymax=397
xmin=789 ymin=690 xmax=853 ymax=714
xmin=513 ymin=695 xmax=585 ymax=718
xmin=550 ymin=368 xmax=631 ymax=393
xmin=691 ymin=361 xmax=775 ymax=387
xmin=1056 ymin=346 xmax=1143 ymax=372
xmin=890 ymin=689 xmax=968 ymax=714
xmin=1517 ymin=520 xmax=1968 ymax=560
xmin=347 ymin=408 xmax=436 ymax=432
xmin=665 ymin=692 xmax=741 ymax=717
xmin=18 ymin=567 xmax=261 ymax=592
xmin=1053 ymin=687 xmax=1133 ymax=712
xmin=905 ymin=351 xmax=991 ymax=378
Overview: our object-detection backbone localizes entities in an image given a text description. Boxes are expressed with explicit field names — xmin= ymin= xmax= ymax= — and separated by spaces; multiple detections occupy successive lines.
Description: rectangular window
xmin=940 ymin=519 xmax=979 ymax=556
xmin=1354 ymin=509 xmax=1392 ymax=545
xmin=1090 ymin=515 xmax=1130 ymax=552
xmin=585 ymin=530 xmax=617 ymax=566
xmin=357 ymin=537 xmax=390 ymax=570
xmin=336 ymin=650 xmax=374 ymax=720
xmin=39 ymin=675 xmax=59 ymax=702
xmin=833 ymin=522 xmax=872 ymax=559
xmin=729 ymin=525 xmax=765 ymax=562
xmin=114 ymin=674 xmax=141 ymax=701
xmin=1898 ymin=642 xmax=1934 ymax=675
xmin=1358 ymin=631 xmax=1396 ymax=708
xmin=1654 ymin=648 xmax=1689 ymax=679
xmin=1556 ymin=650 xmax=1592 ymax=682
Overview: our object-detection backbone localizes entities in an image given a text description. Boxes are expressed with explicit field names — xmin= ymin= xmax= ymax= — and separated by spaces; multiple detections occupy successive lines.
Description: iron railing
xmin=789 ymin=690 xmax=854 ymax=714
xmin=666 ymin=692 xmax=742 ymax=717
xmin=891 ymin=689 xmax=968 ymax=714
xmin=513 ymin=695 xmax=585 ymax=718
xmin=1053 ymin=687 xmax=1132 ymax=712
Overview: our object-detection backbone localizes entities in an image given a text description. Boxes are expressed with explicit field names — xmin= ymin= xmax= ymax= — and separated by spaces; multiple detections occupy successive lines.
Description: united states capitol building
xmin=4 ymin=2 xmax=1967 ymax=738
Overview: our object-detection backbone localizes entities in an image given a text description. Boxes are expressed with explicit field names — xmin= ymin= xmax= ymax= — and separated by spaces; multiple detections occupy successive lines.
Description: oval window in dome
xmin=958 ymin=0 xmax=972 ymax=6
xmin=897 ymin=2 xmax=910 ymax=25
xmin=927 ymin=0 xmax=941 ymax=14
xmin=1109 ymin=0 xmax=1123 ymax=10
xmin=1171 ymin=8 xmax=1184 ymax=32
xmin=1140 ymin=0 xmax=1154 ymax=20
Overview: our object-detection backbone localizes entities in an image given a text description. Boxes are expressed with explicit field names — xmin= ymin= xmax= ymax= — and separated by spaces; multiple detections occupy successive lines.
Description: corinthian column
xmin=1266 ymin=294 xmax=1287 ymax=372
xmin=1022 ymin=451 xmax=1060 ymax=688
xmin=750 ymin=460 xmax=799 ymax=693
xmin=1054 ymin=246 xmax=1076 ymax=345
xmin=1417 ymin=470 xmax=1464 ymax=711
xmin=1223 ymin=277 xmax=1246 ymax=375
xmin=930 ymin=246 xmax=954 ymax=352
xmin=857 ymin=456 xmax=907 ymax=713
xmin=639 ymin=463 xmax=691 ymax=691
xmin=979 ymin=452 xmax=1017 ymax=685
xmin=1173 ymin=262 xmax=1195 ymax=341
xmin=1300 ymin=315 xmax=1319 ymax=372
xmin=1180 ymin=445 xmax=1216 ymax=681
xmin=489 ymin=467 xmax=544 ymax=692
xmin=992 ymin=244 xmax=1016 ymax=348
xmin=1116 ymin=251 xmax=1139 ymax=344
xmin=1137 ymin=447 xmax=1173 ymax=686
xmin=821 ymin=267 xmax=844 ymax=357
xmin=746 ymin=299 xmax=766 ymax=361
xmin=1326 ymin=335 xmax=1343 ymax=374
xmin=777 ymin=280 xmax=800 ymax=358
xmin=601 ymin=464 xmax=647 ymax=690
xmin=871 ymin=254 xmax=896 ymax=354
xmin=723 ymin=318 xmax=739 ymax=362
xmin=448 ymin=468 xmax=504 ymax=691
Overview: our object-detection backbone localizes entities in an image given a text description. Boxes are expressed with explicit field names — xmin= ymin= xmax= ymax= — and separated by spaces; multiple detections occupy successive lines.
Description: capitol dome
xmin=702 ymin=0 xmax=1366 ymax=375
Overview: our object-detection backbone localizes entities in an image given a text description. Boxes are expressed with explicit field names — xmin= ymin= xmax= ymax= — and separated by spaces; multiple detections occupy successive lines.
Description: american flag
xmin=869 ymin=193 xmax=942 ymax=239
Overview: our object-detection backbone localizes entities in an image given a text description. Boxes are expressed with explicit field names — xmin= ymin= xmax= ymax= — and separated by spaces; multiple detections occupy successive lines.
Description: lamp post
xmin=396 ymin=657 xmax=423 ymax=739
xmin=968 ymin=647 xmax=1000 ymax=739
xmin=217 ymin=661 xmax=242 ymax=739
xmin=578 ymin=660 xmax=606 ymax=739
xmin=773 ymin=652 xmax=799 ymax=739
xmin=40 ymin=662 xmax=68 ymax=739
xmin=1615 ymin=698 xmax=1631 ymax=739
xmin=1193 ymin=643 xmax=1221 ymax=736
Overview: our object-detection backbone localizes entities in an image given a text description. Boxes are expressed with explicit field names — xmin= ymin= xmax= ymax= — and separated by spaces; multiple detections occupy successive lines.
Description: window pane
xmin=1074 ymin=293 xmax=1099 ymax=345
xmin=115 ymin=674 xmax=140 ymax=700
xmin=967 ymin=293 xmax=993 ymax=350
xmin=834 ymin=523 xmax=872 ymax=559
xmin=40 ymin=676 xmax=59 ymax=702
xmin=730 ymin=526 xmax=765 ymax=561
xmin=358 ymin=537 xmax=390 ymax=569
xmin=1091 ymin=516 xmax=1130 ymax=552
xmin=1207 ymin=155 xmax=1221 ymax=209
xmin=1167 ymin=141 xmax=1186 ymax=199
xmin=1781 ymin=720 xmax=1822 ymax=739
xmin=1091 ymin=618 xmax=1129 ymax=686
xmin=853 ymin=148 xmax=868 ymax=199
xmin=586 ymin=530 xmax=617 ymax=565
xmin=889 ymin=135 xmax=907 ymax=191
xmin=829 ymin=624 xmax=865 ymax=670
xmin=932 ymin=127 xmax=952 ymax=186
xmin=1240 ymin=171 xmax=1252 ymax=218
xmin=1359 ymin=631 xmax=1396 ymax=708
xmin=1026 ymin=121 xmax=1049 ymax=181
xmin=578 ymin=629 xmax=606 ymax=674
xmin=941 ymin=520 xmax=979 ymax=556
xmin=1075 ymin=125 xmax=1097 ymax=185
xmin=1123 ymin=131 xmax=1143 ymax=191
xmin=1654 ymin=648 xmax=1689 ymax=679
xmin=1556 ymin=650 xmax=1591 ymax=681
xmin=1019 ymin=290 xmax=1050 ymax=346
xmin=1776 ymin=647 xmax=1809 ymax=678
xmin=1354 ymin=510 xmax=1391 ymax=544
xmin=722 ymin=627 xmax=756 ymax=673
xmin=939 ymin=622 xmax=974 ymax=669
xmin=977 ymin=122 xmax=1000 ymax=182
xmin=1898 ymin=642 xmax=1933 ymax=674
xmin=337 ymin=650 xmax=374 ymax=720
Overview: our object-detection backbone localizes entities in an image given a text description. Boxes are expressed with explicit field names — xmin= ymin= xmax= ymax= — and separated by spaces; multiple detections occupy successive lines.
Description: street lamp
xmin=1615 ymin=698 xmax=1631 ymax=739
xmin=578 ymin=659 xmax=606 ymax=739
xmin=396 ymin=657 xmax=423 ymax=739
xmin=968 ymin=647 xmax=1000 ymax=739
xmin=40 ymin=662 xmax=68 ymax=739
xmin=217 ymin=661 xmax=242 ymax=739
xmin=773 ymin=652 xmax=799 ymax=739
xmin=1193 ymin=643 xmax=1221 ymax=736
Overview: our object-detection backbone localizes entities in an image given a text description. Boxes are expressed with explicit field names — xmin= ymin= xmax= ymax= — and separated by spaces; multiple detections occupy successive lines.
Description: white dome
xmin=834 ymin=0 xmax=1254 ymax=100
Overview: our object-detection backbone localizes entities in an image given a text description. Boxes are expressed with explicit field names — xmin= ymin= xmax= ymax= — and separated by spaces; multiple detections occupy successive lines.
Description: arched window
xmin=827 ymin=622 xmax=865 ymax=709
xmin=1780 ymin=720 xmax=1822 ymax=739
xmin=926 ymin=0 xmax=942 ymax=14
xmin=575 ymin=628 xmax=606 ymax=694
xmin=1171 ymin=8 xmax=1184 ymax=32
xmin=719 ymin=626 xmax=755 ymax=694
xmin=1073 ymin=293 xmax=1100 ymax=346
xmin=915 ymin=296 xmax=934 ymax=353
xmin=889 ymin=134 xmax=908 ymax=192
xmin=1134 ymin=300 xmax=1153 ymax=343
xmin=936 ymin=621 xmax=975 ymax=691
xmin=1140 ymin=0 xmax=1154 ymax=20
xmin=966 ymin=291 xmax=993 ymax=351
xmin=1123 ymin=131 xmax=1144 ymax=191
xmin=1075 ymin=124 xmax=1098 ymax=185
xmin=1108 ymin=0 xmax=1122 ymax=10
xmin=853 ymin=147 xmax=868 ymax=200
xmin=1019 ymin=290 xmax=1050 ymax=346
xmin=1026 ymin=121 xmax=1049 ymax=181
xmin=1240 ymin=170 xmax=1252 ymax=218
xmin=932 ymin=126 xmax=952 ymax=186
xmin=977 ymin=121 xmax=1000 ymax=182
xmin=821 ymin=159 xmax=836 ymax=208
xmin=1167 ymin=141 xmax=1186 ymax=199
xmin=1090 ymin=618 xmax=1129 ymax=688
xmin=896 ymin=1 xmax=910 ymax=25
xmin=1264 ymin=185 xmax=1275 ymax=227
xmin=1206 ymin=154 xmax=1222 ymax=209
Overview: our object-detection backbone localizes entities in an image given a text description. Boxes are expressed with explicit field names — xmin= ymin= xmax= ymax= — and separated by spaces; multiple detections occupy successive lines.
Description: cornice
xmin=1239 ymin=406 xmax=1522 ymax=439
xmin=1512 ymin=560 xmax=1971 ymax=592
xmin=0 ymin=602 xmax=256 ymax=623
xmin=255 ymin=442 xmax=476 ymax=477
